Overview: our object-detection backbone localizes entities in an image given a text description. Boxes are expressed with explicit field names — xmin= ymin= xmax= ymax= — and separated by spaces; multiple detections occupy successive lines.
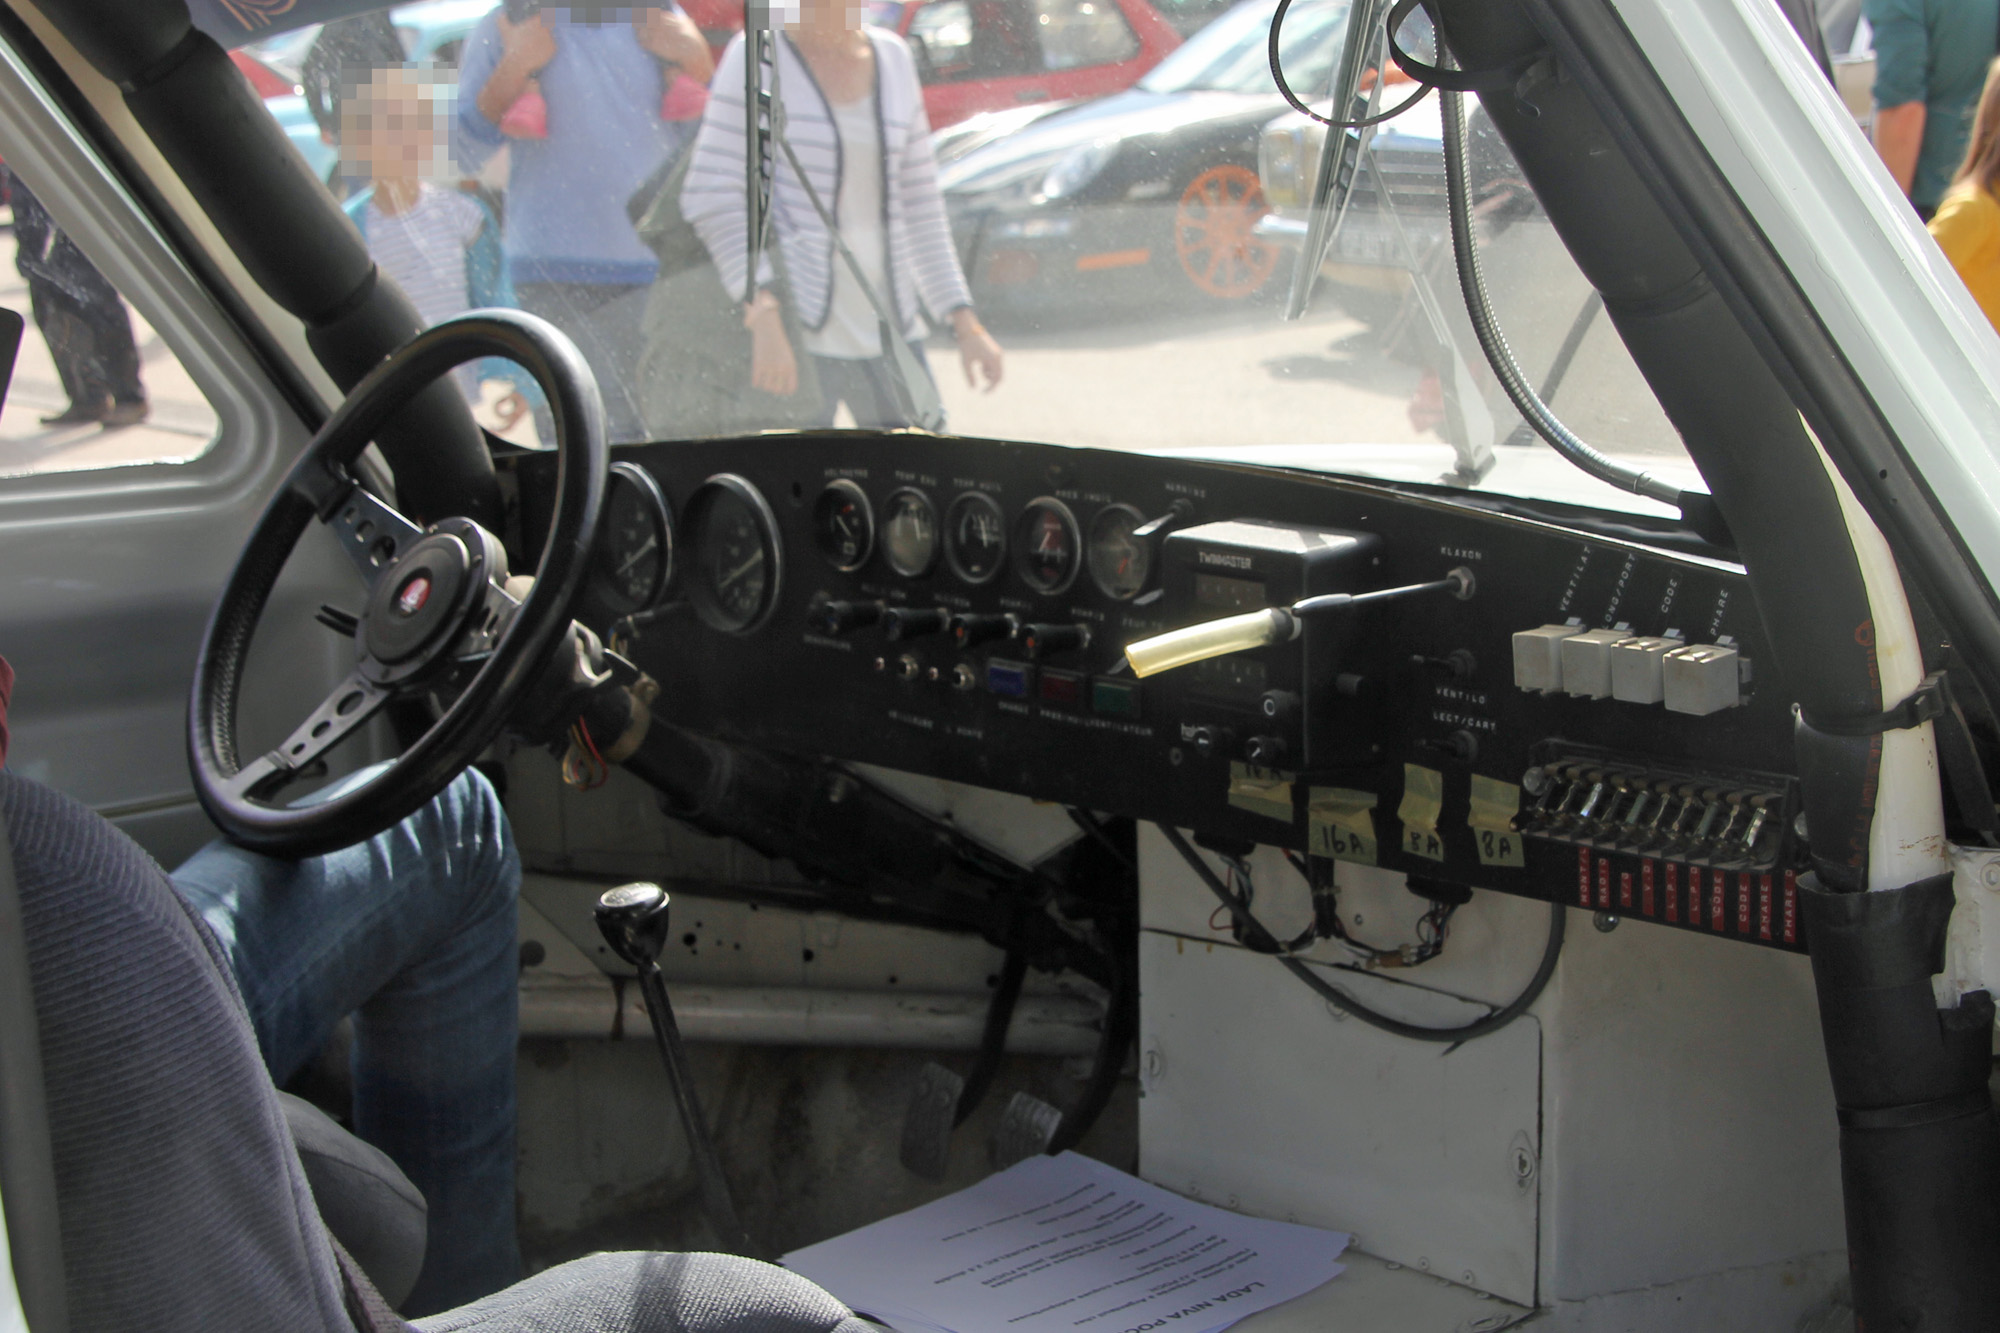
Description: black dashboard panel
xmin=513 ymin=434 xmax=1809 ymax=952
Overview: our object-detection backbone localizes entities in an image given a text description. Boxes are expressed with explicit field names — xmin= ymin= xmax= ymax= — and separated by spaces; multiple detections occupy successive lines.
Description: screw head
xmin=1982 ymin=861 xmax=2000 ymax=890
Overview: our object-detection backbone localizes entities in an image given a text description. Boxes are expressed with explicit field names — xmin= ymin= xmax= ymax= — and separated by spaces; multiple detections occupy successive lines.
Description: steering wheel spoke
xmin=328 ymin=483 xmax=426 ymax=590
xmin=227 ymin=672 xmax=392 ymax=802
xmin=191 ymin=310 xmax=607 ymax=857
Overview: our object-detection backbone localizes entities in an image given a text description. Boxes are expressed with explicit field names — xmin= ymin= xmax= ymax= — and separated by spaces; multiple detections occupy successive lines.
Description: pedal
xmin=988 ymin=1091 xmax=1062 ymax=1170
xmin=899 ymin=1061 xmax=964 ymax=1180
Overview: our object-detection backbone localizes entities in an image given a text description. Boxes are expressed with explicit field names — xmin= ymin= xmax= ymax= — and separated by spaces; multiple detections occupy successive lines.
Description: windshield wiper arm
xmin=1283 ymin=0 xmax=1391 ymax=321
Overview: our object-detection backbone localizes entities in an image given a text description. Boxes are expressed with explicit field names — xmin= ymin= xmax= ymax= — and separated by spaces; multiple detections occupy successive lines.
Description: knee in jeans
xmin=430 ymin=768 xmax=521 ymax=923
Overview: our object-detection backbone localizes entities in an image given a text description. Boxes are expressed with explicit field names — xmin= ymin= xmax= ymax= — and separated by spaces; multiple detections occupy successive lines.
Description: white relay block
xmin=1560 ymin=628 xmax=1628 ymax=699
xmin=1513 ymin=624 xmax=1581 ymax=692
xmin=1610 ymin=636 xmax=1678 ymax=705
xmin=1663 ymin=643 xmax=1742 ymax=715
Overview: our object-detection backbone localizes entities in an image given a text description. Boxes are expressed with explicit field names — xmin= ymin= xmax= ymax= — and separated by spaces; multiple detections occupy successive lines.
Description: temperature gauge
xmin=945 ymin=491 xmax=1006 ymax=584
xmin=882 ymin=488 xmax=939 ymax=578
xmin=812 ymin=479 xmax=875 ymax=572
xmin=1014 ymin=497 xmax=1081 ymax=595
xmin=1087 ymin=504 xmax=1152 ymax=601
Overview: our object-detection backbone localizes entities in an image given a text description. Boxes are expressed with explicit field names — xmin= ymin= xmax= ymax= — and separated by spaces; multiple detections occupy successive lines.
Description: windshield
xmin=205 ymin=0 xmax=1699 ymax=518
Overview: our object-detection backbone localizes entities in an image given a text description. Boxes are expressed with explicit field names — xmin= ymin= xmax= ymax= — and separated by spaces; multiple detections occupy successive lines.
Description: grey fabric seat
xmin=2 ymin=769 xmax=870 ymax=1333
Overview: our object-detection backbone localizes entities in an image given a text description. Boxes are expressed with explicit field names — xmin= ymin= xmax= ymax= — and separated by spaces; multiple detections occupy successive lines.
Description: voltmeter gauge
xmin=881 ymin=488 xmax=939 ymax=578
xmin=1087 ymin=504 xmax=1152 ymax=601
xmin=944 ymin=492 xmax=1006 ymax=584
xmin=582 ymin=462 xmax=674 ymax=622
xmin=1014 ymin=497 xmax=1081 ymax=595
xmin=685 ymin=474 xmax=783 ymax=634
xmin=812 ymin=479 xmax=875 ymax=572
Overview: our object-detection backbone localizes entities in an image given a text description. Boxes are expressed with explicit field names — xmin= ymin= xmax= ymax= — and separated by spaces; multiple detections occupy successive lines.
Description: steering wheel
xmin=190 ymin=311 xmax=607 ymax=859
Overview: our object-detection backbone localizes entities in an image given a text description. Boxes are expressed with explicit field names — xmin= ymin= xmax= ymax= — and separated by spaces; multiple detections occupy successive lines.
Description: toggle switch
xmin=1016 ymin=622 xmax=1092 ymax=659
xmin=949 ymin=612 xmax=1017 ymax=649
xmin=882 ymin=606 xmax=950 ymax=641
xmin=809 ymin=597 xmax=884 ymax=636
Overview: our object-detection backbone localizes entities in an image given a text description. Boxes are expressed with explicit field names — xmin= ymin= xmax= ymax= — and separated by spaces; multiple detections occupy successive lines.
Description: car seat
xmin=0 ymin=767 xmax=871 ymax=1333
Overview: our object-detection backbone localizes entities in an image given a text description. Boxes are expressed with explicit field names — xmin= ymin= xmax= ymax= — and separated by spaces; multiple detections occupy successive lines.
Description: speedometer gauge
xmin=881 ymin=488 xmax=939 ymax=578
xmin=812 ymin=479 xmax=874 ymax=572
xmin=581 ymin=462 xmax=674 ymax=622
xmin=1086 ymin=504 xmax=1151 ymax=601
xmin=684 ymin=474 xmax=783 ymax=633
xmin=1013 ymin=497 xmax=1081 ymax=595
xmin=945 ymin=492 xmax=1006 ymax=584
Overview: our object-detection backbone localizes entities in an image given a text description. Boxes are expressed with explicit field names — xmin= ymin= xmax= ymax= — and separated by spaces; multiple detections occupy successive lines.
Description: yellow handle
xmin=1124 ymin=609 xmax=1294 ymax=678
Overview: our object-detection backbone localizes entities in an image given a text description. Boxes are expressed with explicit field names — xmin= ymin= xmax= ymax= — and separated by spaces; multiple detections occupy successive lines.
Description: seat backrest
xmin=0 ymin=769 xmax=357 ymax=1333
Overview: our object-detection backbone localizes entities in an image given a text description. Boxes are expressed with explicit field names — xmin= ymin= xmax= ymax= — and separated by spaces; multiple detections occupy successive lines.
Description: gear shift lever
xmin=594 ymin=883 xmax=758 ymax=1256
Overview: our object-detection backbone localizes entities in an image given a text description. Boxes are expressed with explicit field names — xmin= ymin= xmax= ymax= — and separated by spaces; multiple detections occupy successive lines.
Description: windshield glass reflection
xmin=236 ymin=0 xmax=1697 ymax=518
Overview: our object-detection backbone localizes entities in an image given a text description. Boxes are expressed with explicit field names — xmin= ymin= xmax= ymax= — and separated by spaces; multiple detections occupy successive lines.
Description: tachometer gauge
xmin=582 ymin=462 xmax=674 ymax=622
xmin=944 ymin=492 xmax=1006 ymax=585
xmin=812 ymin=479 xmax=875 ymax=572
xmin=1086 ymin=504 xmax=1151 ymax=601
xmin=1014 ymin=497 xmax=1081 ymax=595
xmin=881 ymin=488 xmax=939 ymax=578
xmin=685 ymin=474 xmax=783 ymax=633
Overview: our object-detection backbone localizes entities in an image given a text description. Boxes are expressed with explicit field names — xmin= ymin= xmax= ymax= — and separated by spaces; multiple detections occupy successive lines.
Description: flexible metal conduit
xmin=1437 ymin=82 xmax=1683 ymax=508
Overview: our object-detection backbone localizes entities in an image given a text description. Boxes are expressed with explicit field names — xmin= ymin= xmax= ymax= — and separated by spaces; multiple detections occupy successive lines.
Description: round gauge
xmin=684 ymin=474 xmax=783 ymax=634
xmin=1013 ymin=497 xmax=1082 ymax=596
xmin=812 ymin=479 xmax=875 ymax=572
xmin=583 ymin=462 xmax=674 ymax=621
xmin=1086 ymin=504 xmax=1152 ymax=601
xmin=944 ymin=491 xmax=1007 ymax=585
xmin=881 ymin=488 xmax=939 ymax=578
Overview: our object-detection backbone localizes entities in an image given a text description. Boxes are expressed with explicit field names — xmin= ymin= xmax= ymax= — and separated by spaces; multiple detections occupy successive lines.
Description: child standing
xmin=342 ymin=64 xmax=531 ymax=421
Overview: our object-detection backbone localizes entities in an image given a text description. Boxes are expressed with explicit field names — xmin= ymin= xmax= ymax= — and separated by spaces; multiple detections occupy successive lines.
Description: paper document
xmin=782 ymin=1152 xmax=1349 ymax=1333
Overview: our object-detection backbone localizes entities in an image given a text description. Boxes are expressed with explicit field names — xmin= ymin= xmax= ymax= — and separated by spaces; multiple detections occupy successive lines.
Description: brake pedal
xmin=989 ymin=1091 xmax=1062 ymax=1170
xmin=899 ymin=1061 xmax=965 ymax=1180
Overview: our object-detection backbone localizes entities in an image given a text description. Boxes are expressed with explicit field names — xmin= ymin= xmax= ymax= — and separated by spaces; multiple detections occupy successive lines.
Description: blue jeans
xmin=169 ymin=768 xmax=522 ymax=1316
xmin=811 ymin=342 xmax=939 ymax=430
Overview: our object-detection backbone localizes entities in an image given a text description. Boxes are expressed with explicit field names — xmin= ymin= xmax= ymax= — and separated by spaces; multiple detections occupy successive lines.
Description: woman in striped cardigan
xmin=680 ymin=0 xmax=1003 ymax=427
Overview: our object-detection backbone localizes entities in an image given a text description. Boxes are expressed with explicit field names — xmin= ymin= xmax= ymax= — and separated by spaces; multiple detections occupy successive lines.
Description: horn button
xmin=363 ymin=533 xmax=474 ymax=666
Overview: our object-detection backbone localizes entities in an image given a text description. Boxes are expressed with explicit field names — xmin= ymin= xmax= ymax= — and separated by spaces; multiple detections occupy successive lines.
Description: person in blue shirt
xmin=456 ymin=5 xmax=714 ymax=442
xmin=1865 ymin=0 xmax=2000 ymax=218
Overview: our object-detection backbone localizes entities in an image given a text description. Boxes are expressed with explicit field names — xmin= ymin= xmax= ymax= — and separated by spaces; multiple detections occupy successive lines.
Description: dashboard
xmin=513 ymin=433 xmax=1809 ymax=954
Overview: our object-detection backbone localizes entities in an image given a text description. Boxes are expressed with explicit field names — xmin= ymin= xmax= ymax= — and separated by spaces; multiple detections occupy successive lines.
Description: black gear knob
xmin=594 ymin=882 xmax=671 ymax=970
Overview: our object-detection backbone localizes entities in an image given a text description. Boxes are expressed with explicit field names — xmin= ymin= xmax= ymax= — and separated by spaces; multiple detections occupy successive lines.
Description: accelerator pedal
xmin=989 ymin=1091 xmax=1062 ymax=1170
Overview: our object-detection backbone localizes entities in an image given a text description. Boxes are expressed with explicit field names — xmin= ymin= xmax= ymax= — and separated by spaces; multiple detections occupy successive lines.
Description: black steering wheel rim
xmin=190 ymin=310 xmax=607 ymax=858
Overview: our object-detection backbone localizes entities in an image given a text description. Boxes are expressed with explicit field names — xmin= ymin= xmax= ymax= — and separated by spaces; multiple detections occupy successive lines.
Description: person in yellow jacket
xmin=1930 ymin=58 xmax=2000 ymax=331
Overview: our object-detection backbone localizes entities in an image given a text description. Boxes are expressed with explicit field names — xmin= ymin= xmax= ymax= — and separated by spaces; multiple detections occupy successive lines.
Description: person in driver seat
xmin=0 ymin=651 xmax=524 ymax=1317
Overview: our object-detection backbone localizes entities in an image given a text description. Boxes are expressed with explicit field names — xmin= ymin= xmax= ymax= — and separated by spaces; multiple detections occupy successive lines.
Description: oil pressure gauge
xmin=1087 ymin=503 xmax=1152 ymax=601
xmin=1014 ymin=496 xmax=1081 ymax=595
xmin=945 ymin=491 xmax=1006 ymax=584
xmin=812 ymin=479 xmax=875 ymax=572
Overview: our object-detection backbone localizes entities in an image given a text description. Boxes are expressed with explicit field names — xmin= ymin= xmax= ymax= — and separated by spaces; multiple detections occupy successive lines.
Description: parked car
xmin=676 ymin=0 xmax=1182 ymax=129
xmin=938 ymin=0 xmax=1348 ymax=313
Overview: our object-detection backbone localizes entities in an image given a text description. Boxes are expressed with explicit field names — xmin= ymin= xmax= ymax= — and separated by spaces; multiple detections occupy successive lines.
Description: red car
xmin=681 ymin=0 xmax=1181 ymax=129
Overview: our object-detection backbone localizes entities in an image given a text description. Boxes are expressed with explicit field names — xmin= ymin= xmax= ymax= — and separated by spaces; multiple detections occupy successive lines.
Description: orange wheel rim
xmin=1173 ymin=164 xmax=1278 ymax=299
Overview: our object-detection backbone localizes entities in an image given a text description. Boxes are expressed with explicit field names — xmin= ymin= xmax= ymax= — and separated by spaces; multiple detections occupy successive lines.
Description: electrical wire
xmin=1268 ymin=0 xmax=1431 ymax=129
xmin=1161 ymin=825 xmax=1564 ymax=1045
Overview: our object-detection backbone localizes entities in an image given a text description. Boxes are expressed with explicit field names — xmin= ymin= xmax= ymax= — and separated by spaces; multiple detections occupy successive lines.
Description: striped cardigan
xmin=680 ymin=30 xmax=974 ymax=338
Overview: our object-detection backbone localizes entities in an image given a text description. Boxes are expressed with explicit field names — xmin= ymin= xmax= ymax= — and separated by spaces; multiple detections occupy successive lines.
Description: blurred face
xmin=341 ymin=68 xmax=442 ymax=182
xmin=794 ymin=0 xmax=868 ymax=29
